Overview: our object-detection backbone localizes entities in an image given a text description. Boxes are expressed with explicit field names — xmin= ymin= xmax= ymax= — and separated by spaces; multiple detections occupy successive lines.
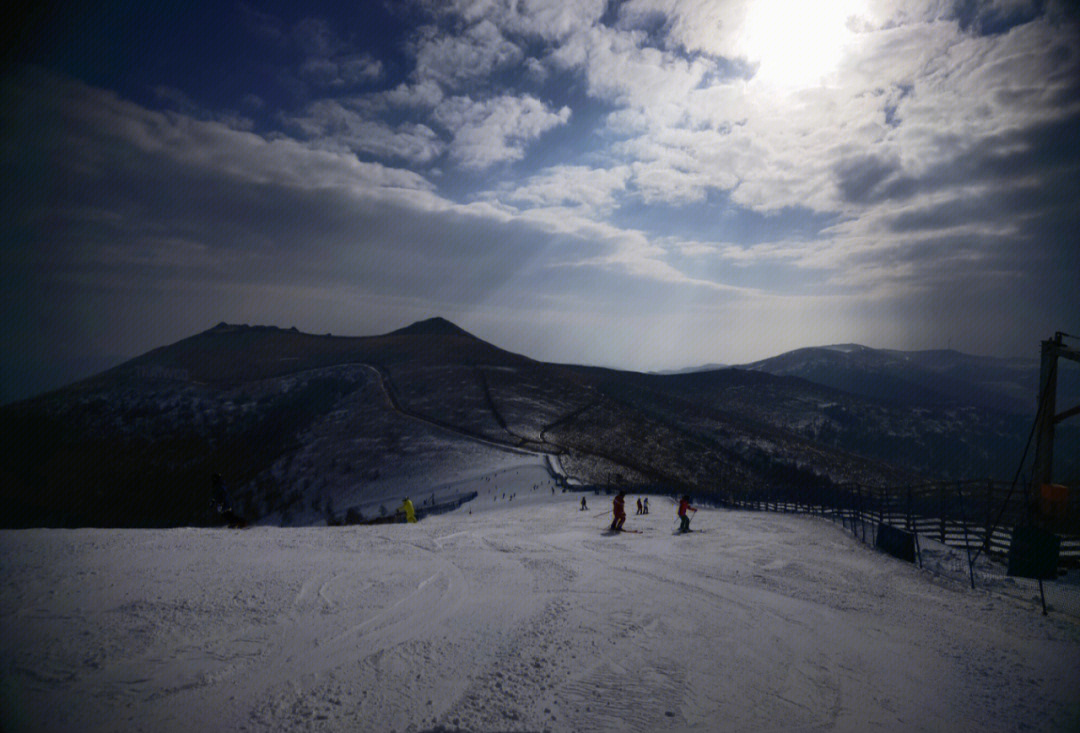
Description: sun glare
xmin=739 ymin=0 xmax=864 ymax=89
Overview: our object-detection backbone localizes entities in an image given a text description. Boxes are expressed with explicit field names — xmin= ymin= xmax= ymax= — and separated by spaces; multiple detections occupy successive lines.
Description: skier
xmin=636 ymin=498 xmax=643 ymax=515
xmin=211 ymin=473 xmax=246 ymax=529
xmin=580 ymin=496 xmax=588 ymax=511
xmin=610 ymin=491 xmax=627 ymax=532
xmin=397 ymin=496 xmax=417 ymax=524
xmin=677 ymin=495 xmax=697 ymax=533
xmin=643 ymin=497 xmax=649 ymax=515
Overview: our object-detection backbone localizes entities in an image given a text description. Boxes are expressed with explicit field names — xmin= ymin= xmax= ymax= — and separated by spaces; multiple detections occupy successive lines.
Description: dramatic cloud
xmin=412 ymin=19 xmax=522 ymax=89
xmin=434 ymin=94 xmax=572 ymax=168
xmin=493 ymin=165 xmax=633 ymax=215
xmin=2 ymin=0 xmax=1079 ymax=401
xmin=288 ymin=100 xmax=445 ymax=163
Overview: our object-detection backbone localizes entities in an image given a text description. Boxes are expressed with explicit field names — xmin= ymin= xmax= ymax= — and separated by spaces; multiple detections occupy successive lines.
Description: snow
xmin=3 ymin=462 xmax=1079 ymax=732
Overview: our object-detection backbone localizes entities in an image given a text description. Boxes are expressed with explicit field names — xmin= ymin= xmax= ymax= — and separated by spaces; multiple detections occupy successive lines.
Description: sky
xmin=2 ymin=0 xmax=1079 ymax=401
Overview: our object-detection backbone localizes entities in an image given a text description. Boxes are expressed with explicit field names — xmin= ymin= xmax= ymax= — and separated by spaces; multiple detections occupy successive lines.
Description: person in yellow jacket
xmin=397 ymin=497 xmax=417 ymax=523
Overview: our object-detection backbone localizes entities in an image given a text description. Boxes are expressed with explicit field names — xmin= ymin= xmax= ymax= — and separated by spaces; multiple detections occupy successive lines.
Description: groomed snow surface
xmin=3 ymin=459 xmax=1079 ymax=732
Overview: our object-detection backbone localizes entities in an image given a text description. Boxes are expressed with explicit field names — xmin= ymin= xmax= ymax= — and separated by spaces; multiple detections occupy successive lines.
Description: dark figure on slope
xmin=610 ymin=491 xmax=627 ymax=532
xmin=580 ymin=496 xmax=588 ymax=511
xmin=211 ymin=473 xmax=247 ymax=529
xmin=677 ymin=495 xmax=697 ymax=533
xmin=636 ymin=498 xmax=643 ymax=515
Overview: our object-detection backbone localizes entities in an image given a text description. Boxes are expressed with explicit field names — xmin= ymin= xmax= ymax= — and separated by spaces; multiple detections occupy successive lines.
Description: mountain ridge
xmin=736 ymin=344 xmax=1041 ymax=415
xmin=3 ymin=318 xmax=1076 ymax=528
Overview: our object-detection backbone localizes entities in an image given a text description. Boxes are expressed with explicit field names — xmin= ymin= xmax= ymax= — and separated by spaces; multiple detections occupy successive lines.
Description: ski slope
xmin=3 ymin=461 xmax=1079 ymax=732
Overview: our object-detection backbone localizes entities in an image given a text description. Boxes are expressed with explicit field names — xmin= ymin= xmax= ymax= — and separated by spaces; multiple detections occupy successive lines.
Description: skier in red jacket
xmin=677 ymin=495 xmax=697 ymax=533
xmin=610 ymin=491 xmax=627 ymax=532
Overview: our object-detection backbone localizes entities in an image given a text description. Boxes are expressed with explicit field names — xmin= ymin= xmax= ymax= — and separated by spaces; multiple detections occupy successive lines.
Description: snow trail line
xmin=3 ymin=500 xmax=1078 ymax=732
xmin=361 ymin=363 xmax=548 ymax=457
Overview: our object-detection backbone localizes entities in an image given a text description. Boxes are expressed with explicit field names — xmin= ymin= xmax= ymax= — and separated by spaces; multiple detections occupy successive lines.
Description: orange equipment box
xmin=1039 ymin=483 xmax=1069 ymax=519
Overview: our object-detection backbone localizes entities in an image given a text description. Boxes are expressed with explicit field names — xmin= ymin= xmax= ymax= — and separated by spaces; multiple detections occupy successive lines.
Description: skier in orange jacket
xmin=610 ymin=491 xmax=627 ymax=532
xmin=677 ymin=495 xmax=697 ymax=533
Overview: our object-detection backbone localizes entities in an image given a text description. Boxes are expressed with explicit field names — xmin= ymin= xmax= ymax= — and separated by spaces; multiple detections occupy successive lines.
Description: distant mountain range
xmin=2 ymin=318 xmax=1076 ymax=528
xmin=737 ymin=344 xmax=1043 ymax=416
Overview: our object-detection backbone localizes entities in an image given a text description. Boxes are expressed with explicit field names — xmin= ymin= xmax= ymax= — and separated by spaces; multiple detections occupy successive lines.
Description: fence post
xmin=906 ymin=484 xmax=921 ymax=568
xmin=846 ymin=484 xmax=851 ymax=533
xmin=848 ymin=484 xmax=854 ymax=533
xmin=956 ymin=481 xmax=976 ymax=589
xmin=853 ymin=484 xmax=859 ymax=541
xmin=848 ymin=484 xmax=854 ymax=532
xmin=861 ymin=485 xmax=868 ymax=542
xmin=939 ymin=485 xmax=947 ymax=545
xmin=905 ymin=485 xmax=912 ymax=533
xmin=854 ymin=483 xmax=863 ymax=542
xmin=842 ymin=483 xmax=851 ymax=531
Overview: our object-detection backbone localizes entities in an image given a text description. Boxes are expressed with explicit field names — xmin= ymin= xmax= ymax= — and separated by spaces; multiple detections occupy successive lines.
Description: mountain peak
xmin=819 ymin=344 xmax=871 ymax=354
xmin=388 ymin=317 xmax=474 ymax=338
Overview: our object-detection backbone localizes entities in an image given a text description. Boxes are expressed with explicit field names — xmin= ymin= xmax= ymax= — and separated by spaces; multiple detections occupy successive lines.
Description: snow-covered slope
xmin=3 ymin=461 xmax=1078 ymax=732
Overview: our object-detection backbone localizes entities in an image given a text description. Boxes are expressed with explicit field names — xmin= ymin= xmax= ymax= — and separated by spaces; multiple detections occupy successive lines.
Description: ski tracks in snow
xmin=5 ymin=502 xmax=1080 ymax=732
xmin=234 ymin=535 xmax=473 ymax=731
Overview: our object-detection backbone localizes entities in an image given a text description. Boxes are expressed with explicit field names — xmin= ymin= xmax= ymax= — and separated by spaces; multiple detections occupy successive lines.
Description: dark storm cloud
xmin=951 ymin=0 xmax=1047 ymax=35
xmin=833 ymin=154 xmax=903 ymax=204
xmin=827 ymin=60 xmax=1080 ymax=308
xmin=0 ymin=73 xmax=576 ymax=284
xmin=871 ymin=113 xmax=1080 ymax=209
xmin=0 ymin=69 xmax=616 ymax=380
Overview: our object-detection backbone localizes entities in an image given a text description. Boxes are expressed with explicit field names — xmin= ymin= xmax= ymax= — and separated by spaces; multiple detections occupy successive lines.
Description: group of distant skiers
xmin=213 ymin=473 xmax=696 ymax=532
xmin=599 ymin=490 xmax=696 ymax=533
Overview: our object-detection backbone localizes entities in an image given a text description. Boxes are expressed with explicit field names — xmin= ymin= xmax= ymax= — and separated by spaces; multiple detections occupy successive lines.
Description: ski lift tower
xmin=1032 ymin=332 xmax=1080 ymax=521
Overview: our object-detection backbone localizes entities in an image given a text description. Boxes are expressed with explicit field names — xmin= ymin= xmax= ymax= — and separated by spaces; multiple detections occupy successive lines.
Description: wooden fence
xmin=719 ymin=479 xmax=1079 ymax=568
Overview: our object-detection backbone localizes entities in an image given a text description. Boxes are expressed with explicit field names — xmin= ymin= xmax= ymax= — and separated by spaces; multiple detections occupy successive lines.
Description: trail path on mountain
xmin=361 ymin=363 xmax=547 ymax=457
xmin=3 ymin=466 xmax=1078 ymax=732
